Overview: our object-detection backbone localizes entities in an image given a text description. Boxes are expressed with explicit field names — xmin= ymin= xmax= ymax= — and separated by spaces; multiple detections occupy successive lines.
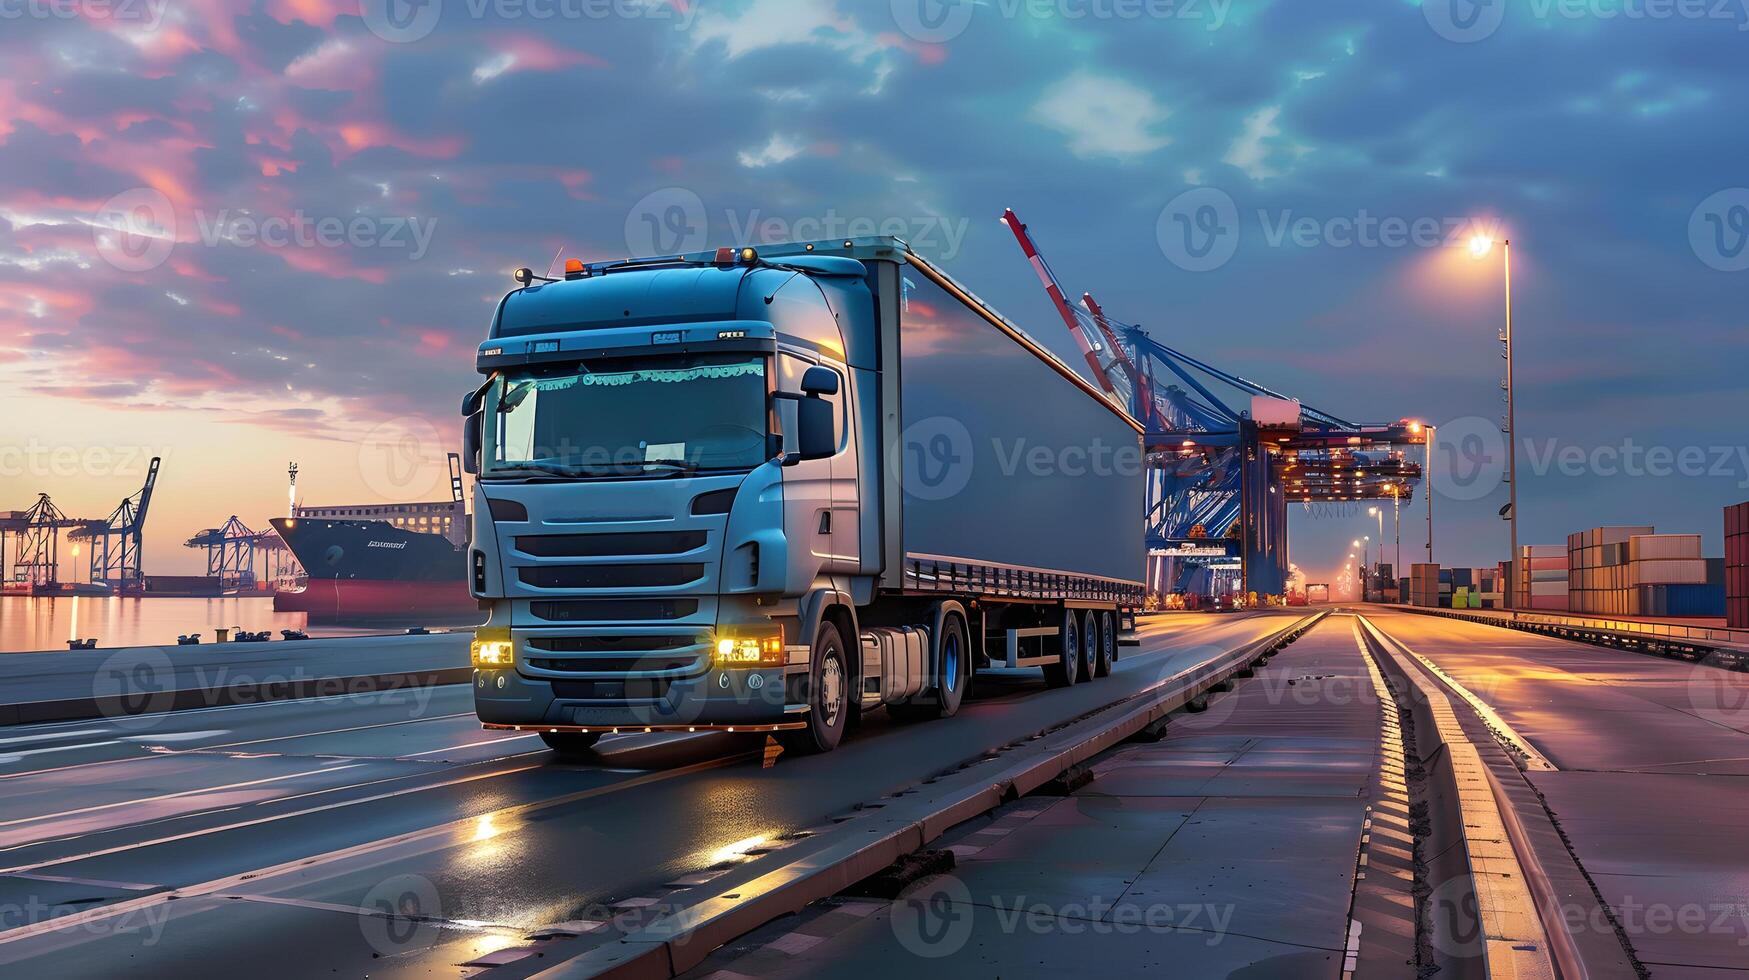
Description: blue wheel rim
xmin=943 ymin=631 xmax=960 ymax=691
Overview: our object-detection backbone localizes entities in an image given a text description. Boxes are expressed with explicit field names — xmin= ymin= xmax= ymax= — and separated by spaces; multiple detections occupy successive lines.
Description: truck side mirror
xmin=800 ymin=366 xmax=839 ymax=396
xmin=462 ymin=411 xmax=482 ymax=475
xmin=794 ymin=394 xmax=836 ymax=462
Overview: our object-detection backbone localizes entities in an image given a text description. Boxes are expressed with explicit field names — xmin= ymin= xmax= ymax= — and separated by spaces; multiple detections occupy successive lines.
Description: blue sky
xmin=0 ymin=0 xmax=1744 ymax=578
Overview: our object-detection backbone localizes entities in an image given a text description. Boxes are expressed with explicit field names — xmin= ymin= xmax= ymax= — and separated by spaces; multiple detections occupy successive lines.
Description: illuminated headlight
xmin=471 ymin=628 xmax=514 ymax=667
xmin=713 ymin=627 xmax=784 ymax=668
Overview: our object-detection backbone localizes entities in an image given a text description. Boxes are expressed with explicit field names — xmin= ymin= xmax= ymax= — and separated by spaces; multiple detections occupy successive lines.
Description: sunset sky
xmin=2 ymin=0 xmax=1745 ymax=580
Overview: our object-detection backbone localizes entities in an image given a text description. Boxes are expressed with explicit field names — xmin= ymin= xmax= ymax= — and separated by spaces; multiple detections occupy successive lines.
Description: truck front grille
xmin=529 ymin=599 xmax=699 ymax=622
xmin=518 ymin=563 xmax=705 ymax=589
xmin=515 ymin=531 xmax=706 ymax=558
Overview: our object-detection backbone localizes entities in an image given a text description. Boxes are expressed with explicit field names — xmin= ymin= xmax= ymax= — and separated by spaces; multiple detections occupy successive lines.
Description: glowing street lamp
xmin=1470 ymin=231 xmax=1517 ymax=607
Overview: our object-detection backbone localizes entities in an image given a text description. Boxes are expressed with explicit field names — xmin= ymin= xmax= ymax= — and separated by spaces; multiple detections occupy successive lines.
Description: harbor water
xmin=0 ymin=595 xmax=478 ymax=654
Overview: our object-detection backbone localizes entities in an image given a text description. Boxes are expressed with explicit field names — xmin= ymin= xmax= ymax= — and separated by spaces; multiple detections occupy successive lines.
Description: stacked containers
xmin=1410 ymin=564 xmax=1440 ymax=607
xmin=1727 ymin=502 xmax=1748 ymax=628
xmin=1568 ymin=527 xmax=1720 ymax=616
xmin=1516 ymin=545 xmax=1569 ymax=611
xmin=1567 ymin=526 xmax=1653 ymax=615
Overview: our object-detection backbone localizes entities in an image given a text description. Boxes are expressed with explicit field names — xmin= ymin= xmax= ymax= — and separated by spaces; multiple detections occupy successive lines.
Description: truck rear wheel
xmin=539 ymin=731 xmax=602 ymax=758
xmin=780 ymin=622 xmax=849 ymax=755
xmin=1076 ymin=610 xmax=1098 ymax=683
xmin=1044 ymin=608 xmax=1080 ymax=688
xmin=1093 ymin=610 xmax=1115 ymax=678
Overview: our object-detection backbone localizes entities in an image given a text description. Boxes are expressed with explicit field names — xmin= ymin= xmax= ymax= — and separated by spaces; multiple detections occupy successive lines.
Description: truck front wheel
xmin=539 ymin=731 xmax=602 ymax=758
xmin=781 ymin=622 xmax=849 ymax=754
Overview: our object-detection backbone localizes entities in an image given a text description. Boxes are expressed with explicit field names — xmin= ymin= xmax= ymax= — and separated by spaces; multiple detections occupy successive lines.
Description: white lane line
xmin=0 ymin=757 xmax=549 ymax=875
xmin=1377 ymin=627 xmax=1558 ymax=772
xmin=3 ymin=871 xmax=160 ymax=891
xmin=0 ymin=729 xmax=112 ymax=748
xmin=0 ymin=763 xmax=365 ymax=831
xmin=0 ymin=711 xmax=476 ymax=781
xmin=0 ymin=750 xmax=754 ymax=947
xmin=0 ymin=742 xmax=125 ymax=764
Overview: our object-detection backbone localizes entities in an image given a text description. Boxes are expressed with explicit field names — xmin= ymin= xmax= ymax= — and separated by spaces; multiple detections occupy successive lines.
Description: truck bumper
xmin=472 ymin=666 xmax=805 ymax=731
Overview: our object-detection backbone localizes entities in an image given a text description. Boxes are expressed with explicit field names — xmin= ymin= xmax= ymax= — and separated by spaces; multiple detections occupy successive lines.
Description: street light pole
xmin=1504 ymin=239 xmax=1517 ymax=610
xmin=1425 ymin=423 xmax=1436 ymax=564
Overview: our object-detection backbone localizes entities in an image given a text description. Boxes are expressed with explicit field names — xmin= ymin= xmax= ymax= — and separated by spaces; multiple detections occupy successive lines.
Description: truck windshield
xmin=484 ymin=353 xmax=769 ymax=478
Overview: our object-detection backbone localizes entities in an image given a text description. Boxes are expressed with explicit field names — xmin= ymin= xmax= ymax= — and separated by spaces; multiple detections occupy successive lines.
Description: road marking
xmin=0 ymin=750 xmax=754 ymax=948
xmin=0 ymin=710 xmax=477 ymax=781
xmin=0 ymin=729 xmax=111 ymax=747
xmin=0 ymin=742 xmax=125 ymax=764
xmin=3 ymin=871 xmax=160 ymax=891
xmin=0 ymin=762 xmax=365 ymax=833
xmin=1366 ymin=618 xmax=1558 ymax=772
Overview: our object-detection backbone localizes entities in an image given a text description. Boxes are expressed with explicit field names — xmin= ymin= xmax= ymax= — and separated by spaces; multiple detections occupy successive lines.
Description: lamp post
xmin=1424 ymin=423 xmax=1436 ymax=565
xmin=1471 ymin=234 xmax=1516 ymax=608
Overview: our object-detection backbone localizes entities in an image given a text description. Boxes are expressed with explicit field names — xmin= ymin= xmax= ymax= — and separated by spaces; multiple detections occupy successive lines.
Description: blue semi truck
xmin=462 ymin=238 xmax=1144 ymax=755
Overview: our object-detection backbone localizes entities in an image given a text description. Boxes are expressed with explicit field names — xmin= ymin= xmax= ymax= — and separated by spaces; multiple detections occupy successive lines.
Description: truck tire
xmin=1093 ymin=610 xmax=1115 ymax=678
xmin=1044 ymin=608 xmax=1080 ymax=688
xmin=539 ymin=731 xmax=602 ymax=757
xmin=1076 ymin=610 xmax=1098 ymax=683
xmin=929 ymin=612 xmax=969 ymax=718
xmin=781 ymin=622 xmax=849 ymax=754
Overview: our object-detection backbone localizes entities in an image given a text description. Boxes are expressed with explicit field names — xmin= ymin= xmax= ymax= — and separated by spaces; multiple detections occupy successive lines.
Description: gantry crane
xmin=69 ymin=456 xmax=161 ymax=594
xmin=998 ymin=208 xmax=1425 ymax=599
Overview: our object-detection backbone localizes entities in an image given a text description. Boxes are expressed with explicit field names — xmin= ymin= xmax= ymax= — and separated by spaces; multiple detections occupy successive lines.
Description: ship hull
xmin=269 ymin=517 xmax=480 ymax=624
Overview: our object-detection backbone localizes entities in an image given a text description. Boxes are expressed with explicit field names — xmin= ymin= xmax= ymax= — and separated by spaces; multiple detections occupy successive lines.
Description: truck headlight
xmin=472 ymin=627 xmax=514 ymax=667
xmin=713 ymin=627 xmax=784 ymax=668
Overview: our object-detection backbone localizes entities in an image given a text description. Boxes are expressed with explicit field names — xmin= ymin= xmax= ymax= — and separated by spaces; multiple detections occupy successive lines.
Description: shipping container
xmin=1728 ymin=501 xmax=1749 ymax=628
xmin=1629 ymin=534 xmax=1703 ymax=561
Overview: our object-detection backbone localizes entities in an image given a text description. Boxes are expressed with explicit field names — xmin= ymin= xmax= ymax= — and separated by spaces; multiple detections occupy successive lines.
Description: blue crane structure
xmin=999 ymin=209 xmax=1425 ymax=599
xmin=69 ymin=456 xmax=161 ymax=594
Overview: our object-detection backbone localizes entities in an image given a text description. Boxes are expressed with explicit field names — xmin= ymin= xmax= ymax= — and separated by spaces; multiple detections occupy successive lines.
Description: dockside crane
xmin=997 ymin=208 xmax=1426 ymax=601
xmin=70 ymin=457 xmax=161 ymax=594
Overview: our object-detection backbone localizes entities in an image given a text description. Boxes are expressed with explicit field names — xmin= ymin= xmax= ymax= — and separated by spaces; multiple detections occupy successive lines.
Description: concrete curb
xmin=0 ymin=668 xmax=474 ymax=727
xmin=530 ymin=612 xmax=1328 ymax=980
xmin=1356 ymin=615 xmax=1558 ymax=980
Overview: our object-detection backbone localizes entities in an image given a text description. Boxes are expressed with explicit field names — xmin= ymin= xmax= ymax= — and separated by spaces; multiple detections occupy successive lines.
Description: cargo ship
xmin=269 ymin=497 xmax=480 ymax=623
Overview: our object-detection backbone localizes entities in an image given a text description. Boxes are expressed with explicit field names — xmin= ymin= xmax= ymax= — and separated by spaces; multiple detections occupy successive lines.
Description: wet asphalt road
xmin=1365 ymin=609 xmax=1749 ymax=978
xmin=0 ymin=612 xmax=1290 ymax=978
